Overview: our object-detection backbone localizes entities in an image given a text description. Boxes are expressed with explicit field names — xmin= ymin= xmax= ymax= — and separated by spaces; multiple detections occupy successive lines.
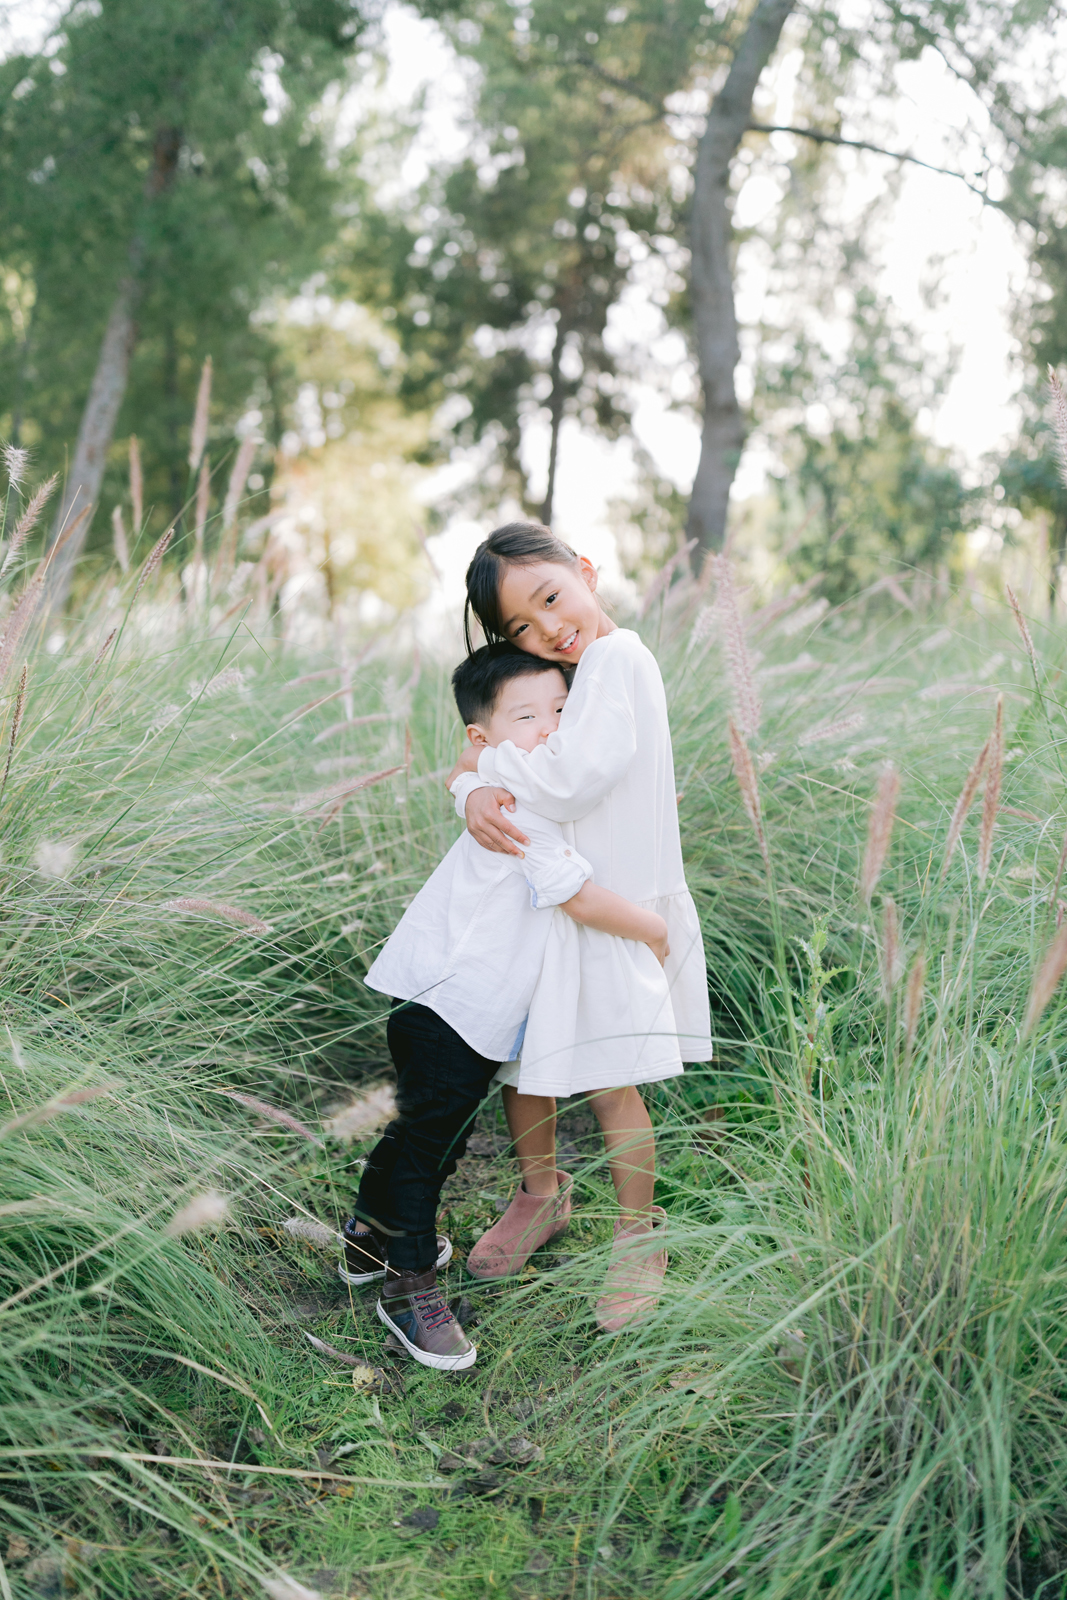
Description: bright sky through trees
xmin=0 ymin=0 xmax=1034 ymax=593
xmin=354 ymin=4 xmax=1028 ymax=593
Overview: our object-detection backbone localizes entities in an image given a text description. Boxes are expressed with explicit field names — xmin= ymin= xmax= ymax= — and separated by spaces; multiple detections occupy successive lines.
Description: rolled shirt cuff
xmin=450 ymin=770 xmax=489 ymax=820
xmin=524 ymin=852 xmax=592 ymax=909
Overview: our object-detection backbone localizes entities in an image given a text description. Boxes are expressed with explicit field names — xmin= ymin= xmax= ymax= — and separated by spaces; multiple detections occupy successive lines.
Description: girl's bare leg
xmin=588 ymin=1086 xmax=655 ymax=1227
xmin=501 ymin=1085 xmax=558 ymax=1196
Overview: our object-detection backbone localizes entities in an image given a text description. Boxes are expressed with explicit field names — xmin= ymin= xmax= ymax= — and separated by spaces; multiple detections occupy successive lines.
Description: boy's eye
xmin=545 ymin=592 xmax=558 ymax=606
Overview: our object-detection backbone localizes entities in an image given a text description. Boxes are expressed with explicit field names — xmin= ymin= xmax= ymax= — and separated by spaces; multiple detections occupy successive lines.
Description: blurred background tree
xmin=3 ymin=0 xmax=1067 ymax=612
xmin=0 ymin=0 xmax=364 ymax=599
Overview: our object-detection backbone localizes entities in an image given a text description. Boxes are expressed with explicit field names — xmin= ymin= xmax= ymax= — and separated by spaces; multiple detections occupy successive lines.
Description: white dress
xmin=454 ymin=627 xmax=712 ymax=1095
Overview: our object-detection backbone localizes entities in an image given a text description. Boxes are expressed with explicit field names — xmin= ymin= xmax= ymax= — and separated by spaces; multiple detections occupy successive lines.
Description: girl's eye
xmin=512 ymin=622 xmax=527 ymax=636
xmin=545 ymin=592 xmax=558 ymax=606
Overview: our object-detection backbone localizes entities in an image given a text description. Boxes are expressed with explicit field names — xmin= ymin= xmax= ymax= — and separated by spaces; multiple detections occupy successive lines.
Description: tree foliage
xmin=0 ymin=0 xmax=362 ymax=548
xmin=344 ymin=0 xmax=747 ymax=519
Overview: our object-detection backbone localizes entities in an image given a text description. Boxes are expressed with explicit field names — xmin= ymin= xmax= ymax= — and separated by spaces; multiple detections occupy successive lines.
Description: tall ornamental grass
xmin=3 ymin=425 xmax=1067 ymax=1595
xmin=486 ymin=564 xmax=1067 ymax=1599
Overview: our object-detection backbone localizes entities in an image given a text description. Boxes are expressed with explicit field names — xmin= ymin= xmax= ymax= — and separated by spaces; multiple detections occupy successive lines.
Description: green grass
xmin=4 ymin=566 xmax=1067 ymax=1599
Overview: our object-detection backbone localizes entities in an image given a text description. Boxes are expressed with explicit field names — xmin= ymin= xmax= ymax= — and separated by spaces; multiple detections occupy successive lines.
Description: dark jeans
xmin=354 ymin=1000 xmax=501 ymax=1273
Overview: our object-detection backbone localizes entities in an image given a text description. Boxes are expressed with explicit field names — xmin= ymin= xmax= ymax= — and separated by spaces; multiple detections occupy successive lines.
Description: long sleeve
xmin=451 ymin=770 xmax=488 ymax=820
xmin=477 ymin=670 xmax=638 ymax=824
xmin=501 ymin=809 xmax=592 ymax=907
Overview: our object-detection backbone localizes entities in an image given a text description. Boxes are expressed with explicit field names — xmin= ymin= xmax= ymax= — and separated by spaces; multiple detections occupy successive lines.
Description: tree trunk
xmin=541 ymin=315 xmax=566 ymax=526
xmin=46 ymin=125 xmax=180 ymax=610
xmin=686 ymin=0 xmax=794 ymax=570
xmin=45 ymin=279 xmax=142 ymax=604
xmin=163 ymin=319 xmax=184 ymax=523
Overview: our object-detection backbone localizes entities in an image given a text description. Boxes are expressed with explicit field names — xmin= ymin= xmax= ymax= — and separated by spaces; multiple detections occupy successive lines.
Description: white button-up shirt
xmin=364 ymin=801 xmax=592 ymax=1062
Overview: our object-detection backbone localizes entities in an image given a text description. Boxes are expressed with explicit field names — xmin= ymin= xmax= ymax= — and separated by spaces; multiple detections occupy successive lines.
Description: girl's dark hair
xmin=463 ymin=521 xmax=579 ymax=654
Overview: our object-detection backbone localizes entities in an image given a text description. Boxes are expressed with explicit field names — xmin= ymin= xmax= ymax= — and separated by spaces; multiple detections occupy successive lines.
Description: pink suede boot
xmin=595 ymin=1205 xmax=668 ymax=1332
xmin=466 ymin=1171 xmax=573 ymax=1280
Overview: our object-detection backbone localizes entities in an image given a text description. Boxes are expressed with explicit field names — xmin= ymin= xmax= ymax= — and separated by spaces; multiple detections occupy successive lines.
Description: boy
xmin=339 ymin=645 xmax=669 ymax=1370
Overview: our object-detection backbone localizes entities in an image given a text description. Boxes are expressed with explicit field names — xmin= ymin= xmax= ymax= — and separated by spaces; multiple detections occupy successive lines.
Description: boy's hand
xmin=465 ymin=786 xmax=528 ymax=855
xmin=647 ymin=917 xmax=670 ymax=967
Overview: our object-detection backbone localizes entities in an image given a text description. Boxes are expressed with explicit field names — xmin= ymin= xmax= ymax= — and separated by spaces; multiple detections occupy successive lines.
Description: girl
xmin=449 ymin=522 xmax=712 ymax=1331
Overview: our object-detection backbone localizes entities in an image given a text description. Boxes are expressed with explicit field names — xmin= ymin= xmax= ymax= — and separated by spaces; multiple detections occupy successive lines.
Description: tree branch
xmin=572 ymin=53 xmax=663 ymax=112
xmin=745 ymin=122 xmax=1035 ymax=221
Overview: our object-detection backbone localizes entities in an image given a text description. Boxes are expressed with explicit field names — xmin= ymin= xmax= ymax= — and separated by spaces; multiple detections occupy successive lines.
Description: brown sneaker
xmin=595 ymin=1205 xmax=668 ymax=1333
xmin=466 ymin=1171 xmax=573 ymax=1280
xmin=338 ymin=1220 xmax=453 ymax=1286
xmin=377 ymin=1266 xmax=477 ymax=1370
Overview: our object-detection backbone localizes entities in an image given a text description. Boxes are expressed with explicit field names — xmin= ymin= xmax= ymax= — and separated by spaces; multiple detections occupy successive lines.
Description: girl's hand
xmin=647 ymin=917 xmax=670 ymax=967
xmin=444 ymin=745 xmax=481 ymax=789
xmin=465 ymin=786 xmax=529 ymax=855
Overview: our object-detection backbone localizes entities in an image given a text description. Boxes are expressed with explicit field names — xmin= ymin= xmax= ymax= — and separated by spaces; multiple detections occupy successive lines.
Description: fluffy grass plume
xmin=903 ymin=948 xmax=926 ymax=1048
xmin=726 ymin=715 xmax=768 ymax=868
xmin=1 ymin=1081 xmax=119 ymax=1137
xmin=1006 ymin=581 xmax=1037 ymax=672
xmin=940 ymin=730 xmax=990 ymax=880
xmin=1049 ymin=363 xmax=1067 ymax=488
xmin=3 ymin=471 xmax=58 ymax=574
xmin=322 ymin=1083 xmax=397 ymax=1141
xmin=34 ymin=838 xmax=77 ymax=879
xmin=215 ymin=1088 xmax=324 ymax=1147
xmin=90 ymin=627 xmax=117 ymax=671
xmin=132 ymin=523 xmax=175 ymax=599
xmin=978 ymin=693 xmax=1004 ymax=882
xmin=879 ymin=895 xmax=902 ymax=997
xmin=0 ymin=508 xmax=89 ymax=688
xmin=164 ymin=1191 xmax=230 ymax=1236
xmin=2 ymin=441 xmax=30 ymax=489
xmin=283 ymin=1217 xmax=337 ymax=1246
xmin=1024 ymin=921 xmax=1067 ymax=1035
xmin=0 ymin=661 xmax=28 ymax=801
xmin=797 ymin=710 xmax=864 ymax=747
xmin=860 ymin=761 xmax=900 ymax=903
xmin=292 ymin=765 xmax=404 ymax=819
xmin=164 ymin=895 xmax=271 ymax=934
xmin=714 ymin=555 xmax=761 ymax=737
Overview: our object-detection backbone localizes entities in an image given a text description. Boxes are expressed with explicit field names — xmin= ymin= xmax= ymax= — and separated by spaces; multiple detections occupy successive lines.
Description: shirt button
xmin=564 ymin=849 xmax=571 ymax=856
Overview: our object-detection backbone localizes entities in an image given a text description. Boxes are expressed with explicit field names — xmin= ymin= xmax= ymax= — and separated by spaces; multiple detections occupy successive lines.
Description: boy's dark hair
xmin=463 ymin=521 xmax=579 ymax=653
xmin=452 ymin=644 xmax=566 ymax=727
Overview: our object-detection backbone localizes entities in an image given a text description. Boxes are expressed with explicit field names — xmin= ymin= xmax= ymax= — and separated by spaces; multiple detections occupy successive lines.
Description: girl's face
xmin=495 ymin=556 xmax=613 ymax=663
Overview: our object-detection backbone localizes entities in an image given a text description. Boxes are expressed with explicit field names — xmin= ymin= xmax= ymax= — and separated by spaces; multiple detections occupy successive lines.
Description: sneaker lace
xmin=412 ymin=1284 xmax=454 ymax=1331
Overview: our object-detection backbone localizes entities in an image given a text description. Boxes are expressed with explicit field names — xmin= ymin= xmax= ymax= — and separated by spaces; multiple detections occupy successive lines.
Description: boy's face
xmin=466 ymin=668 xmax=569 ymax=754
